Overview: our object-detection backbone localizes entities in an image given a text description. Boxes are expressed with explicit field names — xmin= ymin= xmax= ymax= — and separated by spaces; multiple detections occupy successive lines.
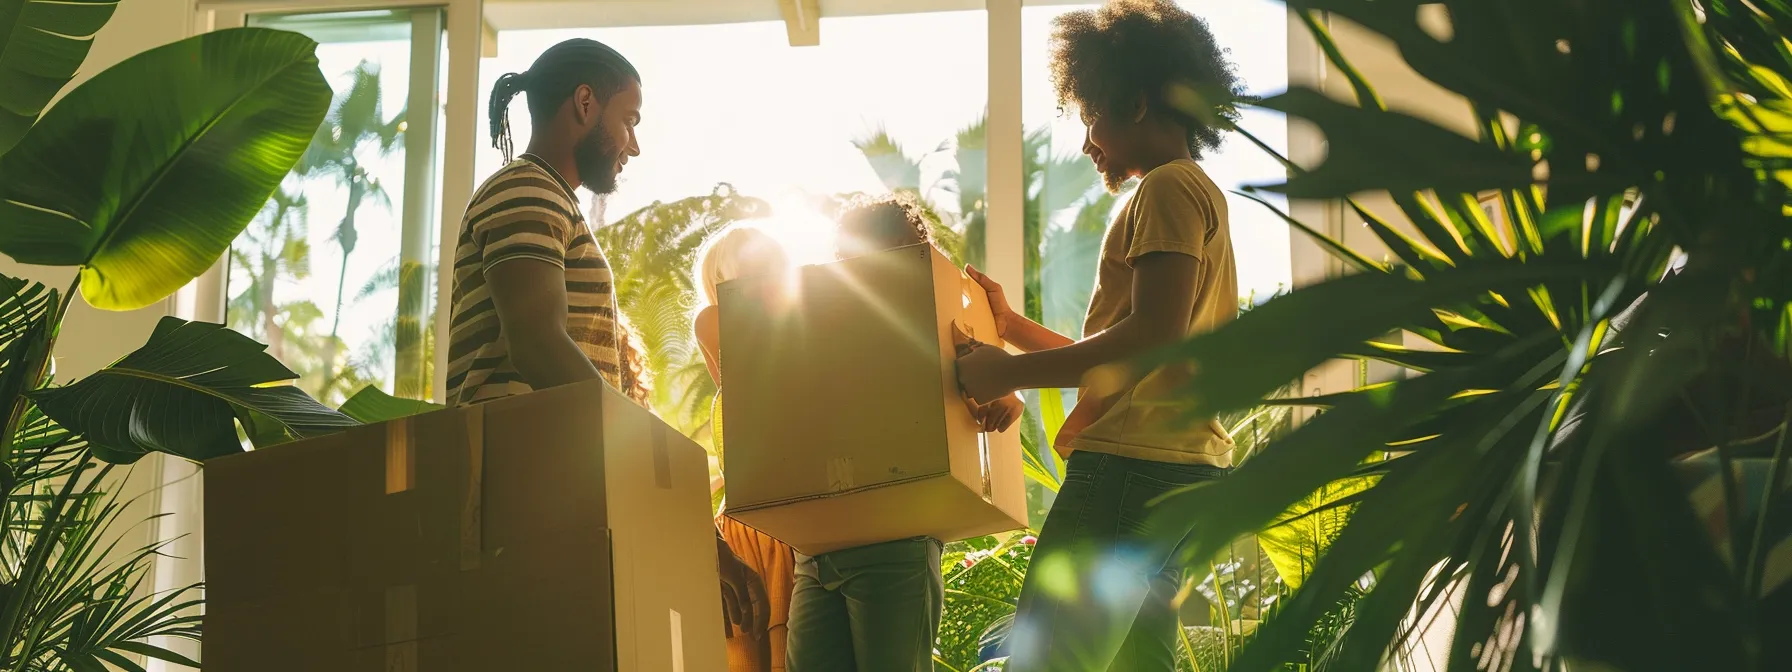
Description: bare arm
xmin=1001 ymin=314 xmax=1076 ymax=353
xmin=486 ymin=258 xmax=603 ymax=389
xmin=958 ymin=252 xmax=1201 ymax=400
xmin=965 ymin=265 xmax=1073 ymax=353
xmin=695 ymin=306 xmax=722 ymax=386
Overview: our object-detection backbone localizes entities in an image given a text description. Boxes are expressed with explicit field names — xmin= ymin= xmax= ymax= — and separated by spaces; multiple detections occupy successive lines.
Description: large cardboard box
xmin=719 ymin=243 xmax=1027 ymax=555
xmin=206 ymin=381 xmax=725 ymax=671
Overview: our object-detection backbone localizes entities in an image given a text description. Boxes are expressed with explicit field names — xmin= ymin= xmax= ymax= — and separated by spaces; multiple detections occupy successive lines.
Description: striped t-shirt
xmin=446 ymin=156 xmax=621 ymax=406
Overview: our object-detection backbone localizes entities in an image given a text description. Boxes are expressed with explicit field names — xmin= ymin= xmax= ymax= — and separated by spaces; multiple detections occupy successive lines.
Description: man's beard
xmin=573 ymin=125 xmax=621 ymax=196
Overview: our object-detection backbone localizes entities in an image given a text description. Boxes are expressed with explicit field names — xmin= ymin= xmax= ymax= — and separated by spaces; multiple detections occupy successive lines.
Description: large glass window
xmin=228 ymin=9 xmax=447 ymax=405
xmin=479 ymin=13 xmax=989 ymax=438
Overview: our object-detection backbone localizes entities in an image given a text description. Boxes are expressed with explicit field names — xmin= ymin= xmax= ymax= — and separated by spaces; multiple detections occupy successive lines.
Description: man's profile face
xmin=574 ymin=78 xmax=643 ymax=196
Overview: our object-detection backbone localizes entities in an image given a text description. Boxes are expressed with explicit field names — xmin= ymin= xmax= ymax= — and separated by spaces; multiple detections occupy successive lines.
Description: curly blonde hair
xmin=697 ymin=226 xmax=790 ymax=307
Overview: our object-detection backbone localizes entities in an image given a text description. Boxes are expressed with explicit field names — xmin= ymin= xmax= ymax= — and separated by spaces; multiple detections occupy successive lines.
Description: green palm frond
xmin=1143 ymin=2 xmax=1792 ymax=670
xmin=853 ymin=126 xmax=923 ymax=192
xmin=597 ymin=184 xmax=772 ymax=436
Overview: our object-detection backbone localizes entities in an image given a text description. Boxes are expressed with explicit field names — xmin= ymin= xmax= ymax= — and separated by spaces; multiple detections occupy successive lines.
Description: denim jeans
xmin=1004 ymin=452 xmax=1227 ymax=672
xmin=785 ymin=537 xmax=943 ymax=672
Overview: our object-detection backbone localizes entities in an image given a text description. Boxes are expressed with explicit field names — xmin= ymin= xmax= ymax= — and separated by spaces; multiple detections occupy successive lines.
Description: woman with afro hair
xmin=953 ymin=1 xmax=1249 ymax=669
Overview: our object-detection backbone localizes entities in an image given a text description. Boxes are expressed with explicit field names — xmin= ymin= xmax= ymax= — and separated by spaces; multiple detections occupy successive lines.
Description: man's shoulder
xmin=472 ymin=160 xmax=576 ymax=209
xmin=465 ymin=161 xmax=584 ymax=234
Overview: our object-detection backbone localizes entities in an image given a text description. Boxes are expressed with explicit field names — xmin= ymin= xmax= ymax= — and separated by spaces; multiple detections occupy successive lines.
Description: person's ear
xmin=1130 ymin=93 xmax=1149 ymax=124
xmin=575 ymin=84 xmax=601 ymax=126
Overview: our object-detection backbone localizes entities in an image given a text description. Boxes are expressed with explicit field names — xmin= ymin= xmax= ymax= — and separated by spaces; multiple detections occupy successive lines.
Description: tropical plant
xmin=1148 ymin=1 xmax=1792 ymax=671
xmin=0 ymin=0 xmax=118 ymax=155
xmin=852 ymin=115 xmax=1120 ymax=336
xmin=228 ymin=187 xmax=313 ymax=361
xmin=594 ymin=184 xmax=773 ymax=437
xmin=351 ymin=258 xmax=435 ymax=399
xmin=227 ymin=186 xmax=384 ymax=404
xmin=297 ymin=60 xmax=406 ymax=400
xmin=0 ymin=26 xmax=339 ymax=668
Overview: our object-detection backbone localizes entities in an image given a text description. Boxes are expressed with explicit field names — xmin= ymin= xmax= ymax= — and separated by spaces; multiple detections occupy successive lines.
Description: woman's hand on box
xmin=965 ymin=265 xmax=1014 ymax=339
xmin=957 ymin=344 xmax=1017 ymax=404
xmin=966 ymin=265 xmax=1076 ymax=353
xmin=972 ymin=394 xmax=1024 ymax=433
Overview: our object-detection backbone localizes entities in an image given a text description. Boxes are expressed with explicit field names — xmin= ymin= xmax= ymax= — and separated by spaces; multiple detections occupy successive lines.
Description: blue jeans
xmin=1004 ymin=452 xmax=1227 ymax=671
xmin=785 ymin=537 xmax=943 ymax=672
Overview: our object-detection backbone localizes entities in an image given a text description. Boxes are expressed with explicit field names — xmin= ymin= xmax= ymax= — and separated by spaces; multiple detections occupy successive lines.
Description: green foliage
xmin=339 ymin=384 xmax=443 ymax=424
xmin=936 ymin=533 xmax=1035 ymax=672
xmin=597 ymin=184 xmax=773 ymax=437
xmin=0 ymin=28 xmax=333 ymax=310
xmin=0 ymin=452 xmax=204 ymax=671
xmin=300 ymin=60 xmax=406 ymax=401
xmin=1147 ymin=1 xmax=1792 ymax=670
xmin=0 ymin=0 xmax=119 ymax=155
xmin=0 ymin=278 xmax=211 ymax=670
xmin=30 ymin=317 xmax=356 ymax=463
xmin=0 ymin=21 xmax=339 ymax=669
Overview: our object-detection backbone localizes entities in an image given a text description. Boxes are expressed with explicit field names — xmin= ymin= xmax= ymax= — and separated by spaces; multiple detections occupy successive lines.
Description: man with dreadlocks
xmin=446 ymin=38 xmax=771 ymax=654
xmin=953 ymin=1 xmax=1248 ymax=669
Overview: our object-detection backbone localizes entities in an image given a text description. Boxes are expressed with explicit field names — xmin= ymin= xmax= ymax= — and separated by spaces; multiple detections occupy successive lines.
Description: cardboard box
xmin=719 ymin=243 xmax=1027 ymax=555
xmin=206 ymin=380 xmax=725 ymax=671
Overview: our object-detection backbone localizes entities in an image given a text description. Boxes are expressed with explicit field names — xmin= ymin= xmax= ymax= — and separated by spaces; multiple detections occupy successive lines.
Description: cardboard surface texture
xmin=206 ymin=380 xmax=724 ymax=671
xmin=719 ymin=243 xmax=1027 ymax=555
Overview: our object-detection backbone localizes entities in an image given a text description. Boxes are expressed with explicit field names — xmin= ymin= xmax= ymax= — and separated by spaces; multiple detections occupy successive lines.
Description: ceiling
xmin=481 ymin=0 xmax=1084 ymax=32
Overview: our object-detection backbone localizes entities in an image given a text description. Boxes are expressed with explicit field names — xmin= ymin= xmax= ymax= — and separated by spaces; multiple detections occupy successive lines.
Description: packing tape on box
xmin=826 ymin=457 xmax=854 ymax=492
xmin=977 ymin=433 xmax=994 ymax=503
xmin=380 ymin=405 xmax=487 ymax=664
xmin=386 ymin=418 xmax=414 ymax=494
xmin=386 ymin=584 xmax=418 ymax=671
xmin=652 ymin=422 xmax=672 ymax=490
xmin=382 ymin=419 xmax=423 ymax=669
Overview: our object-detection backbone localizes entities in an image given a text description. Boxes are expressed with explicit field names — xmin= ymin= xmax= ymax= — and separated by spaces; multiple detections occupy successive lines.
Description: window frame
xmin=154 ymin=7 xmax=1335 ymax=654
xmin=187 ymin=0 xmax=484 ymax=407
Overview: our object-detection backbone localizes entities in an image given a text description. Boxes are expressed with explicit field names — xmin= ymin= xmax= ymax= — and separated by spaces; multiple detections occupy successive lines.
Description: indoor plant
xmin=0 ymin=18 xmax=339 ymax=669
xmin=1150 ymin=1 xmax=1792 ymax=670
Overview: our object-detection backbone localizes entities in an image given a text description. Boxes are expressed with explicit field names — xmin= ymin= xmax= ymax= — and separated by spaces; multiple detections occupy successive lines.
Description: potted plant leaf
xmin=1148 ymin=1 xmax=1792 ymax=670
xmin=0 ymin=20 xmax=342 ymax=669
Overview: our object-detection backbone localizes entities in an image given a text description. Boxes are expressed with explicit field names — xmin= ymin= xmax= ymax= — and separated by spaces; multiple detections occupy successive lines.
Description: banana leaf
xmin=0 ymin=27 xmax=331 ymax=310
xmin=28 ymin=317 xmax=357 ymax=464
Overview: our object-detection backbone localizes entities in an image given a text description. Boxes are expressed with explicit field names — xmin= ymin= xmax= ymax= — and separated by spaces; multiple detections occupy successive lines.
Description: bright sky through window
xmin=479 ymin=0 xmax=1289 ymax=297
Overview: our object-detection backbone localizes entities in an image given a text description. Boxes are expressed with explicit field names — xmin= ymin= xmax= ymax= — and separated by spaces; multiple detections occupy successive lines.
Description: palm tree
xmin=352 ymin=258 xmax=435 ymax=399
xmin=852 ymin=115 xmax=1117 ymax=329
xmin=297 ymin=60 xmax=405 ymax=396
xmin=594 ymin=185 xmax=774 ymax=436
xmin=227 ymin=186 xmax=311 ymax=362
